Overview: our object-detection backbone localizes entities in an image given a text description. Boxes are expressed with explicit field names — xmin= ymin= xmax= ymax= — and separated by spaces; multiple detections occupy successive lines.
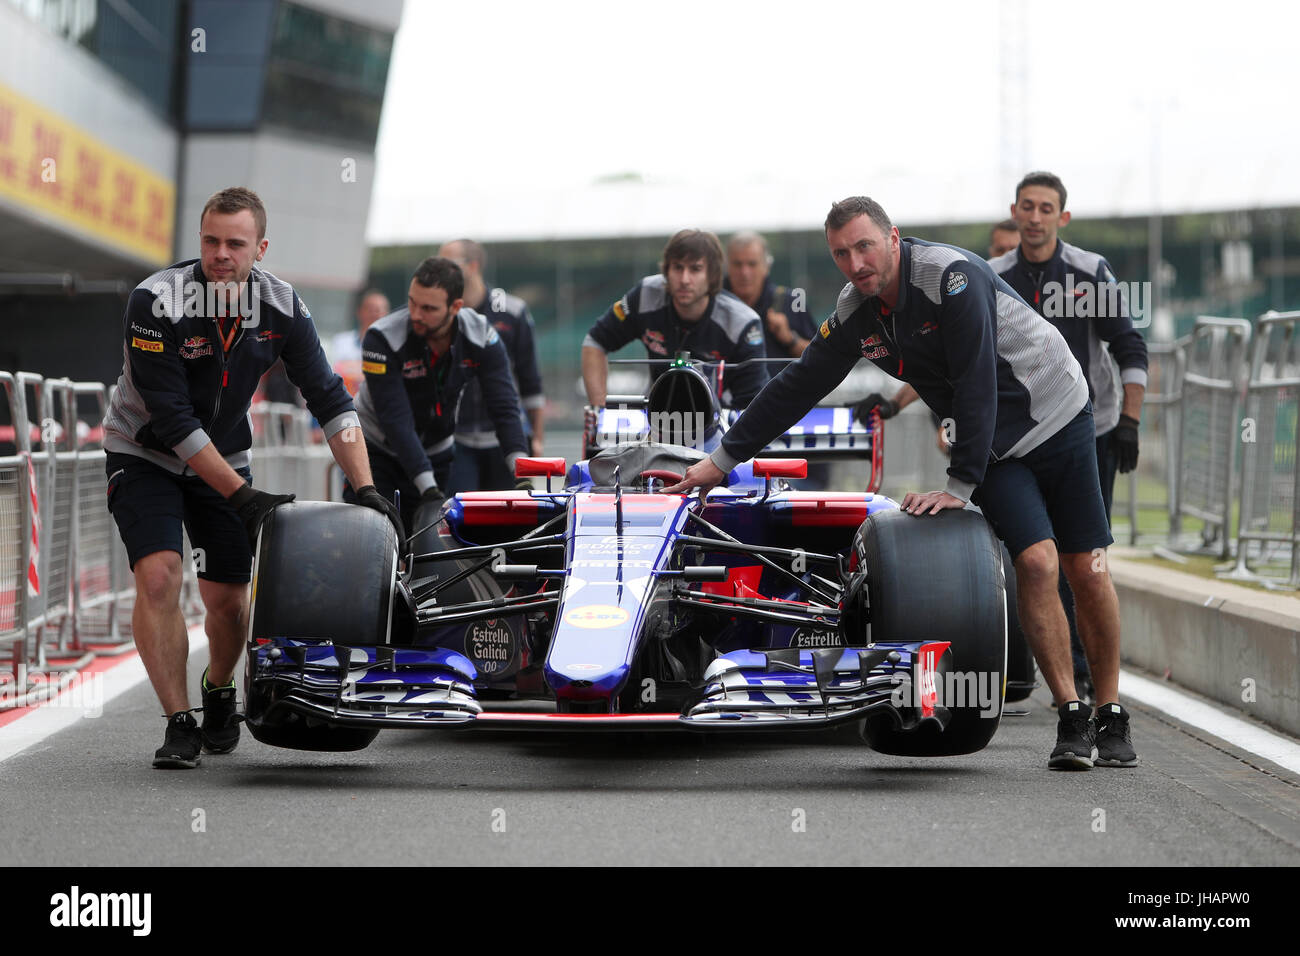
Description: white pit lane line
xmin=1120 ymin=669 xmax=1300 ymax=775
xmin=0 ymin=622 xmax=208 ymax=765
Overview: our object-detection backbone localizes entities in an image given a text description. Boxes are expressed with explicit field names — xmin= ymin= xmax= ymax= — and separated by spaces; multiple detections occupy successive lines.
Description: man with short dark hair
xmin=667 ymin=195 xmax=1138 ymax=770
xmin=438 ymin=238 xmax=545 ymax=493
xmin=990 ymin=170 xmax=1149 ymax=704
xmin=350 ymin=256 xmax=528 ymax=533
xmin=988 ymin=219 xmax=1020 ymax=258
xmin=103 ymin=186 xmax=399 ymax=768
xmin=582 ymin=229 xmax=768 ymax=412
xmin=724 ymin=231 xmax=816 ymax=360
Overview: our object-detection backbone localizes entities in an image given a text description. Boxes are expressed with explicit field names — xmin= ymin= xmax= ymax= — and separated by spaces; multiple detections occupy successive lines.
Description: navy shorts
xmin=971 ymin=407 xmax=1114 ymax=561
xmin=105 ymin=452 xmax=253 ymax=583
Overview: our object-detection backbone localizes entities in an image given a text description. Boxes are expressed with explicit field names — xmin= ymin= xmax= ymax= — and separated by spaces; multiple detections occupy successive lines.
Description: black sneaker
xmin=200 ymin=668 xmax=240 ymax=755
xmin=1049 ymin=700 xmax=1096 ymax=770
xmin=153 ymin=711 xmax=202 ymax=769
xmin=1094 ymin=702 xmax=1139 ymax=767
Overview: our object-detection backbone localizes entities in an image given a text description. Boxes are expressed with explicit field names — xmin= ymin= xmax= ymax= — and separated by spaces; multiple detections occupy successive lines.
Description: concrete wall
xmin=1111 ymin=557 xmax=1300 ymax=737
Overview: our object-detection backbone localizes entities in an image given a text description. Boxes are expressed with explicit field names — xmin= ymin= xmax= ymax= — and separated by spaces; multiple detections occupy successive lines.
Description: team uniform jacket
xmin=713 ymin=239 xmax=1088 ymax=501
xmin=722 ymin=276 xmax=818 ymax=360
xmin=583 ymin=275 xmax=769 ymax=408
xmin=454 ymin=288 xmax=544 ymax=449
xmin=354 ymin=307 xmax=527 ymax=493
xmin=989 ymin=240 xmax=1148 ymax=435
xmin=103 ymin=259 xmax=358 ymax=474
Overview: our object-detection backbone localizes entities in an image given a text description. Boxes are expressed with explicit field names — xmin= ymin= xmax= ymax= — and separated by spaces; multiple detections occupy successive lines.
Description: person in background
xmin=439 ymin=239 xmax=544 ymax=492
xmin=724 ymin=231 xmax=816 ymax=361
xmin=332 ymin=289 xmax=391 ymax=396
xmin=990 ymin=171 xmax=1148 ymax=707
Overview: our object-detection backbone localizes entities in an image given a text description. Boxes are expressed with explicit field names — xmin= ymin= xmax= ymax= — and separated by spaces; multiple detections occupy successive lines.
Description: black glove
xmin=228 ymin=484 xmax=295 ymax=547
xmin=1112 ymin=414 xmax=1140 ymax=474
xmin=420 ymin=486 xmax=445 ymax=504
xmin=355 ymin=485 xmax=406 ymax=547
xmin=853 ymin=392 xmax=899 ymax=426
xmin=514 ymin=478 xmax=534 ymax=492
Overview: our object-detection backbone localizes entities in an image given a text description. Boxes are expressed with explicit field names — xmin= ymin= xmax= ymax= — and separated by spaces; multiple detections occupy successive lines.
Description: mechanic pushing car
xmin=349 ymin=256 xmax=529 ymax=535
xmin=581 ymin=229 xmax=769 ymax=414
xmin=103 ymin=186 xmax=402 ymax=769
xmin=666 ymin=195 xmax=1138 ymax=771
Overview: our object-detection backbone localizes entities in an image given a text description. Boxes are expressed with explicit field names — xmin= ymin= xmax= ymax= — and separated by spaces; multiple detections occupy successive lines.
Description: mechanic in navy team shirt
xmin=103 ymin=187 xmax=400 ymax=769
xmin=581 ymin=229 xmax=769 ymax=416
xmin=438 ymin=238 xmax=545 ymax=493
xmin=723 ymin=231 xmax=817 ymax=361
xmin=855 ymin=218 xmax=1031 ymax=454
xmin=990 ymin=171 xmax=1149 ymax=705
xmin=666 ymin=196 xmax=1138 ymax=771
xmin=349 ymin=257 xmax=529 ymax=535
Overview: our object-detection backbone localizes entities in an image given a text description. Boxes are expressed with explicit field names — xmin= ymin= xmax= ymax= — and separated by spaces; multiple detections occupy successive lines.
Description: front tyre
xmin=855 ymin=508 xmax=1007 ymax=756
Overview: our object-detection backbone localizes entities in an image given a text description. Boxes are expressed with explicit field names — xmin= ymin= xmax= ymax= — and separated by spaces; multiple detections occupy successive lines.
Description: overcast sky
xmin=368 ymin=0 xmax=1300 ymax=242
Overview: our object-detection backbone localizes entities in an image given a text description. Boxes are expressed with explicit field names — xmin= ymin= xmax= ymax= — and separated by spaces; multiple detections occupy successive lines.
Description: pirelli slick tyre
xmin=246 ymin=716 xmax=380 ymax=752
xmin=856 ymin=508 xmax=1007 ymax=756
xmin=248 ymin=500 xmax=398 ymax=645
xmin=244 ymin=500 xmax=397 ymax=753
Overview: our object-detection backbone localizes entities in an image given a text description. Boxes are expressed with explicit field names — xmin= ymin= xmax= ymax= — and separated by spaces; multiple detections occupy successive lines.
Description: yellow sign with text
xmin=0 ymin=82 xmax=174 ymax=266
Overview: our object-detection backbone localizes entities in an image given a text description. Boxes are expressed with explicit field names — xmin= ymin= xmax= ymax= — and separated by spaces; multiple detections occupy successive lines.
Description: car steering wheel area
xmin=638 ymin=469 xmax=684 ymax=490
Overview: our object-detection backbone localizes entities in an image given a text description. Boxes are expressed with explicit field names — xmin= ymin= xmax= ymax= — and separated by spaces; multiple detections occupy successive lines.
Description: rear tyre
xmin=856 ymin=508 xmax=1007 ymax=756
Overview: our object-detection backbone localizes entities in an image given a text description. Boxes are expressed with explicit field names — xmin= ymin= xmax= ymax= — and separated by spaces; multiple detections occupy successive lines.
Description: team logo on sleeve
xmin=744 ymin=323 xmax=763 ymax=346
xmin=131 ymin=336 xmax=164 ymax=353
xmin=946 ymin=272 xmax=968 ymax=295
xmin=362 ymin=360 xmax=387 ymax=375
xmin=820 ymin=319 xmax=832 ymax=339
xmin=613 ymin=298 xmax=629 ymax=321
xmin=297 ymin=296 xmax=311 ymax=318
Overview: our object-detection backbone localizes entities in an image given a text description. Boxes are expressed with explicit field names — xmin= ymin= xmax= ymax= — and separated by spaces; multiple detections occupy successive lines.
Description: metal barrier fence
xmin=1222 ymin=311 xmax=1300 ymax=588
xmin=0 ymin=377 xmax=339 ymax=709
xmin=1172 ymin=317 xmax=1254 ymax=559
xmin=1111 ymin=338 xmax=1187 ymax=546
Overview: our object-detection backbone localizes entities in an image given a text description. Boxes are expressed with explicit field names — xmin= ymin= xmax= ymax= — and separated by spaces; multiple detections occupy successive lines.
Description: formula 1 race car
xmin=242 ymin=361 xmax=1029 ymax=756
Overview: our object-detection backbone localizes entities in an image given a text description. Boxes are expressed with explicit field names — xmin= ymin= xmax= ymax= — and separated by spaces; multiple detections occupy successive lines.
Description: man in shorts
xmin=666 ymin=196 xmax=1137 ymax=770
xmin=103 ymin=187 xmax=401 ymax=769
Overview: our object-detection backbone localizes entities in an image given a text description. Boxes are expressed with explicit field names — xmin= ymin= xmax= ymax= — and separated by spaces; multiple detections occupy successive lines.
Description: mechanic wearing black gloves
xmin=103 ymin=188 xmax=386 ymax=769
xmin=667 ymin=195 xmax=1139 ymax=771
xmin=350 ymin=256 xmax=529 ymax=535
xmin=581 ymin=229 xmax=769 ymax=417
xmin=852 ymin=390 xmax=901 ymax=424
xmin=990 ymin=171 xmax=1147 ymax=516
xmin=990 ymin=172 xmax=1148 ymax=705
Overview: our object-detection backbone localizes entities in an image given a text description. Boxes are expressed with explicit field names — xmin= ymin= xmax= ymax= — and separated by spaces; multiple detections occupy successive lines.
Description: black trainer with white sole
xmin=153 ymin=711 xmax=202 ymax=769
xmin=1049 ymin=700 xmax=1097 ymax=770
xmin=200 ymin=668 xmax=240 ymax=755
xmin=1094 ymin=702 xmax=1139 ymax=767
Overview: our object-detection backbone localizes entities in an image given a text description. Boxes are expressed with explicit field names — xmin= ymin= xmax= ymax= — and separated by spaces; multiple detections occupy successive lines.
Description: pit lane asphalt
xmin=3 ymin=653 xmax=1299 ymax=867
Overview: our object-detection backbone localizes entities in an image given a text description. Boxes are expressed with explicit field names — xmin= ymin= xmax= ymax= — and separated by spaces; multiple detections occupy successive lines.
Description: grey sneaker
xmin=1094 ymin=702 xmax=1139 ymax=767
xmin=153 ymin=711 xmax=202 ymax=769
xmin=1049 ymin=700 xmax=1096 ymax=770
